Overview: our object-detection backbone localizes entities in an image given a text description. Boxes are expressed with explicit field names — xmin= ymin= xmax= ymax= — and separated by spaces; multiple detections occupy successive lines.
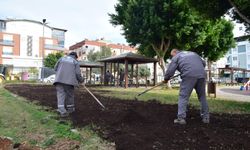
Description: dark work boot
xmin=174 ymin=118 xmax=186 ymax=125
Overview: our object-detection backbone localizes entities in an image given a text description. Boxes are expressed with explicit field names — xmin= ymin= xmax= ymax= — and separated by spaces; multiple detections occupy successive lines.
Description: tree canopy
xmin=110 ymin=0 xmax=210 ymax=72
xmin=189 ymin=0 xmax=250 ymax=33
xmin=44 ymin=52 xmax=64 ymax=68
xmin=110 ymin=0 xmax=235 ymax=74
xmin=192 ymin=19 xmax=235 ymax=62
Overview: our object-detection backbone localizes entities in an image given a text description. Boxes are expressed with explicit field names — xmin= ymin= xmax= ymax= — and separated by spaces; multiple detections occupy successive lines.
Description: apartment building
xmin=0 ymin=19 xmax=67 ymax=74
xmin=226 ymin=35 xmax=250 ymax=70
xmin=69 ymin=38 xmax=137 ymax=61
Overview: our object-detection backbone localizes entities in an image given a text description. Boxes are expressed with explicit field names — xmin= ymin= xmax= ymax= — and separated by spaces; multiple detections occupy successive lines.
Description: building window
xmin=233 ymin=57 xmax=237 ymax=61
xmin=248 ymin=64 xmax=250 ymax=69
xmin=2 ymin=46 xmax=13 ymax=55
xmin=27 ymin=36 xmax=33 ymax=56
xmin=52 ymin=29 xmax=65 ymax=47
xmin=238 ymin=54 xmax=247 ymax=69
xmin=238 ymin=45 xmax=246 ymax=53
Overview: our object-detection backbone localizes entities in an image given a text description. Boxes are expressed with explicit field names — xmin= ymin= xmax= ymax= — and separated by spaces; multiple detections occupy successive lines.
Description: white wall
xmin=6 ymin=21 xmax=52 ymax=58
xmin=2 ymin=21 xmax=55 ymax=72
xmin=2 ymin=56 xmax=42 ymax=68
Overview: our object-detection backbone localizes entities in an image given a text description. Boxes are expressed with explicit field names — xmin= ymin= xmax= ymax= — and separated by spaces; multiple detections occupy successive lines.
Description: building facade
xmin=0 ymin=19 xmax=67 ymax=74
xmin=211 ymin=35 xmax=250 ymax=81
xmin=225 ymin=35 xmax=250 ymax=70
xmin=69 ymin=38 xmax=137 ymax=61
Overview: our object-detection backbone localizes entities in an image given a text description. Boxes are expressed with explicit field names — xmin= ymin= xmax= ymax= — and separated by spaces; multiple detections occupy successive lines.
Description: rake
xmin=134 ymin=74 xmax=180 ymax=100
xmin=83 ymin=84 xmax=106 ymax=110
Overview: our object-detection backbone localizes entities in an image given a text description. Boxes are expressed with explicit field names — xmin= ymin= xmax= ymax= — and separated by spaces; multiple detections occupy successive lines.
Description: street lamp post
xmin=41 ymin=19 xmax=46 ymax=82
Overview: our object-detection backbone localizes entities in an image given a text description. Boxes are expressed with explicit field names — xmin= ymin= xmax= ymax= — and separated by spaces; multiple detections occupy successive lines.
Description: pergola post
xmin=125 ymin=59 xmax=129 ymax=88
xmin=101 ymin=67 xmax=103 ymax=85
xmin=113 ymin=63 xmax=116 ymax=86
xmin=231 ymin=68 xmax=233 ymax=86
xmin=131 ymin=64 xmax=134 ymax=86
xmin=90 ymin=67 xmax=92 ymax=84
xmin=136 ymin=63 xmax=139 ymax=88
xmin=110 ymin=63 xmax=113 ymax=73
xmin=110 ymin=63 xmax=113 ymax=85
xmin=117 ymin=63 xmax=120 ymax=87
xmin=104 ymin=62 xmax=107 ymax=85
xmin=153 ymin=62 xmax=157 ymax=86
xmin=85 ymin=68 xmax=88 ymax=84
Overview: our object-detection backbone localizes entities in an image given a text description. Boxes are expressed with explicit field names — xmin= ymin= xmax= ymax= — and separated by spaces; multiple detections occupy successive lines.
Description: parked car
xmin=43 ymin=74 xmax=55 ymax=83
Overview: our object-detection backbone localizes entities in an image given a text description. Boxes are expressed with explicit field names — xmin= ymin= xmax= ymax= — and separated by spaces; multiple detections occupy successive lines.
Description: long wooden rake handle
xmin=137 ymin=83 xmax=164 ymax=97
xmin=83 ymin=84 xmax=106 ymax=109
xmin=136 ymin=74 xmax=180 ymax=97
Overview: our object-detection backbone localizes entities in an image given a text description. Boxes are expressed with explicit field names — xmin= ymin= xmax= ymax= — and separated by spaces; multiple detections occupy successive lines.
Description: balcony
xmin=0 ymin=40 xmax=14 ymax=46
xmin=44 ymin=44 xmax=65 ymax=51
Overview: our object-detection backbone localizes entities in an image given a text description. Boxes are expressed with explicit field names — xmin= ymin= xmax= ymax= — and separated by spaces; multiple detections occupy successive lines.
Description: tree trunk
xmin=158 ymin=57 xmax=172 ymax=88
xmin=151 ymin=38 xmax=171 ymax=88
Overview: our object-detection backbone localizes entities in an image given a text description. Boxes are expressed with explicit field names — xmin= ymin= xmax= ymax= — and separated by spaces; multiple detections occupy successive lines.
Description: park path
xmin=216 ymin=86 xmax=250 ymax=102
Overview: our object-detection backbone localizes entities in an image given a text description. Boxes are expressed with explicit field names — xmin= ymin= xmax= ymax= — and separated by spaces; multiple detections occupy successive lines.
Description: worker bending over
xmin=164 ymin=49 xmax=209 ymax=124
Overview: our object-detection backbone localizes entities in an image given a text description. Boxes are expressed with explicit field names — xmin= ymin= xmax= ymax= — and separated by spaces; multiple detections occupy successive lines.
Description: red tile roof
xmin=69 ymin=39 xmax=137 ymax=51
xmin=107 ymin=44 xmax=136 ymax=51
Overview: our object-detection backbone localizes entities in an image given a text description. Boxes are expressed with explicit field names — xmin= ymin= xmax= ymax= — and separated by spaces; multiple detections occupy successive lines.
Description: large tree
xmin=110 ymin=0 xmax=211 ymax=73
xmin=191 ymin=19 xmax=235 ymax=81
xmin=189 ymin=0 xmax=250 ymax=32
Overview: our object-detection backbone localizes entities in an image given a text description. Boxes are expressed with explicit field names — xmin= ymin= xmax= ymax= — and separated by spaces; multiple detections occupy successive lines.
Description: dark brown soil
xmin=5 ymin=84 xmax=250 ymax=150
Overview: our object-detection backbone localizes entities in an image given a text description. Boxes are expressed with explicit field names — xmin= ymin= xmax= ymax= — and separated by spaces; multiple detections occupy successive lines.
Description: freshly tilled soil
xmin=5 ymin=84 xmax=250 ymax=150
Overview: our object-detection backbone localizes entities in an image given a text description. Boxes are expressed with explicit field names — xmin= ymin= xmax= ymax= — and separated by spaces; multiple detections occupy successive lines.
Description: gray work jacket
xmin=164 ymin=51 xmax=206 ymax=80
xmin=54 ymin=55 xmax=84 ymax=86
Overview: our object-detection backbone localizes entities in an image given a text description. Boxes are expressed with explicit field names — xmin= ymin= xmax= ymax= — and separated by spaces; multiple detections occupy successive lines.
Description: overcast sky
xmin=0 ymin=0 xmax=126 ymax=48
xmin=0 ymin=0 xmax=247 ymax=49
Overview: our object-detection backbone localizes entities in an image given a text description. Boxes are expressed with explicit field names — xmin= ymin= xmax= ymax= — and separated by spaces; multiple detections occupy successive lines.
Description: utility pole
xmin=41 ymin=19 xmax=46 ymax=82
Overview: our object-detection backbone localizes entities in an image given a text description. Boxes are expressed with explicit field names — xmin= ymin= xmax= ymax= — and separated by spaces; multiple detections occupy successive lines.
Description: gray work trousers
xmin=56 ymin=83 xmax=75 ymax=115
xmin=178 ymin=77 xmax=209 ymax=119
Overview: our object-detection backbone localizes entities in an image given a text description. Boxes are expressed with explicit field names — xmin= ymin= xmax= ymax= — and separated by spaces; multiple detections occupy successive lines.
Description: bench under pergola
xmin=98 ymin=52 xmax=158 ymax=88
xmin=79 ymin=61 xmax=104 ymax=85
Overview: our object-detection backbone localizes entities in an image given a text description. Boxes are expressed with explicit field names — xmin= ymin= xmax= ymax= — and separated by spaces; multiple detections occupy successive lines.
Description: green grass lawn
xmin=0 ymin=85 xmax=113 ymax=149
xmin=94 ymin=86 xmax=250 ymax=114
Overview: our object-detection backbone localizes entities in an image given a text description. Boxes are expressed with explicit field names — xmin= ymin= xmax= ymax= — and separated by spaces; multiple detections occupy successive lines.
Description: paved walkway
xmin=216 ymin=86 xmax=250 ymax=102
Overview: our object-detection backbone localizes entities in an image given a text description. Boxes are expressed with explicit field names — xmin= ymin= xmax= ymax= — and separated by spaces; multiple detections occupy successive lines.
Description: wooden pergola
xmin=79 ymin=61 xmax=104 ymax=84
xmin=218 ymin=66 xmax=250 ymax=84
xmin=98 ymin=52 xmax=158 ymax=88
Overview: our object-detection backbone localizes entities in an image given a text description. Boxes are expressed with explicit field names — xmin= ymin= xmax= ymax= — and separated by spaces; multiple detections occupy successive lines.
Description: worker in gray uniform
xmin=164 ymin=49 xmax=209 ymax=124
xmin=54 ymin=52 xmax=84 ymax=117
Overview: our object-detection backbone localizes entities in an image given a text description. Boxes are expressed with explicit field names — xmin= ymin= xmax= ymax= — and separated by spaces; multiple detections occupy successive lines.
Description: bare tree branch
xmin=228 ymin=0 xmax=250 ymax=24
